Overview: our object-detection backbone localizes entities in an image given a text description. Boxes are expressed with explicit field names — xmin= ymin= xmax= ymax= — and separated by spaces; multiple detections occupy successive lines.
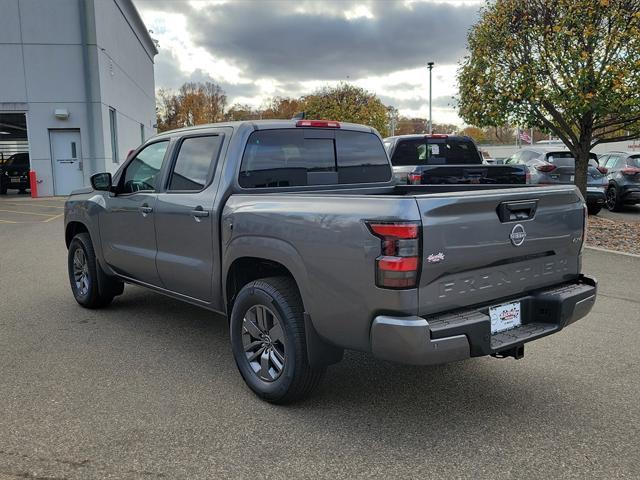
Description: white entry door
xmin=50 ymin=130 xmax=84 ymax=195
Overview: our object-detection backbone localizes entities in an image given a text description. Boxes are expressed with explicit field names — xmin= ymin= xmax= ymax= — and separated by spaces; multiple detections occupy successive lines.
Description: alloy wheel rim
xmin=241 ymin=305 xmax=286 ymax=382
xmin=606 ymin=188 xmax=616 ymax=210
xmin=72 ymin=248 xmax=89 ymax=296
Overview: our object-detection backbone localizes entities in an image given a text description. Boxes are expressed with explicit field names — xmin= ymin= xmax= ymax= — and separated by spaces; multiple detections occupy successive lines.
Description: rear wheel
xmin=230 ymin=276 xmax=325 ymax=404
xmin=67 ymin=233 xmax=120 ymax=308
xmin=606 ymin=186 xmax=622 ymax=212
xmin=587 ymin=205 xmax=601 ymax=215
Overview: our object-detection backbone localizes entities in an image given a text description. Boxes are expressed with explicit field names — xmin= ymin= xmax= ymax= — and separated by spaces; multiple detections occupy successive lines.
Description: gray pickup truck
xmin=64 ymin=119 xmax=597 ymax=403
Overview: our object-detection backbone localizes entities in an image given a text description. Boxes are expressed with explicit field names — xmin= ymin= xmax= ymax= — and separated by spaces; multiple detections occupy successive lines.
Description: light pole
xmin=427 ymin=62 xmax=434 ymax=134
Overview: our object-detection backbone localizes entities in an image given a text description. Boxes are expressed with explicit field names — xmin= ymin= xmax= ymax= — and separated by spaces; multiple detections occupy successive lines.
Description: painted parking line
xmin=2 ymin=202 xmax=65 ymax=209
xmin=0 ymin=219 xmax=18 ymax=224
xmin=43 ymin=213 xmax=64 ymax=222
xmin=0 ymin=208 xmax=58 ymax=217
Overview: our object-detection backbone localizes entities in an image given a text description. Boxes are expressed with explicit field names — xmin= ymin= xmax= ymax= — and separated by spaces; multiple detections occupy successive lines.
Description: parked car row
xmin=385 ymin=134 xmax=639 ymax=215
xmin=504 ymin=148 xmax=607 ymax=215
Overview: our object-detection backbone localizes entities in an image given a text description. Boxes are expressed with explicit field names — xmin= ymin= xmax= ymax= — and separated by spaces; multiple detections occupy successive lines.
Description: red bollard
xmin=29 ymin=170 xmax=38 ymax=198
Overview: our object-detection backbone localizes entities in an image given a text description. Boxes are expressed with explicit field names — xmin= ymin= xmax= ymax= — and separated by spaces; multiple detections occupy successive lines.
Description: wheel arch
xmin=225 ymin=256 xmax=298 ymax=314
xmin=223 ymin=239 xmax=343 ymax=368
xmin=65 ymin=221 xmax=89 ymax=248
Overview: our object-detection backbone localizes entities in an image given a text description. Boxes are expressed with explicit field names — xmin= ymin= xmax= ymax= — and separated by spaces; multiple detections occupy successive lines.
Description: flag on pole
xmin=519 ymin=129 xmax=532 ymax=144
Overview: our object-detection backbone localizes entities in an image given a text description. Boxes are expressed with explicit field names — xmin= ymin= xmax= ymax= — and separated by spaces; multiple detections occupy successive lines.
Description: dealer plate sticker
xmin=489 ymin=302 xmax=522 ymax=334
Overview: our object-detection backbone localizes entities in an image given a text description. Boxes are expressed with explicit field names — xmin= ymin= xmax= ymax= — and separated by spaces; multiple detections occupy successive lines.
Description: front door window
xmin=121 ymin=141 xmax=169 ymax=193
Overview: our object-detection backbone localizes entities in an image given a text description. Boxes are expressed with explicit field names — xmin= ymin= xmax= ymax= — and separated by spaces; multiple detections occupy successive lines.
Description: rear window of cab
xmin=239 ymin=129 xmax=391 ymax=188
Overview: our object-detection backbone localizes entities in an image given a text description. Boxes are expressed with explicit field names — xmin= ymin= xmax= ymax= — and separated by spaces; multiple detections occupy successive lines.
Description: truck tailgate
xmin=415 ymin=185 xmax=584 ymax=315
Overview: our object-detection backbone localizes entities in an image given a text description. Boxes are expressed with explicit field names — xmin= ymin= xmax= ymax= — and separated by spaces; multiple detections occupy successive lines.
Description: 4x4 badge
xmin=510 ymin=224 xmax=526 ymax=246
xmin=427 ymin=252 xmax=445 ymax=264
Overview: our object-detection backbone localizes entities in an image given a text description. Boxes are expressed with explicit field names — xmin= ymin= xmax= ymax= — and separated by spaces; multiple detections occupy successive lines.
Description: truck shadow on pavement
xmin=97 ymin=286 xmax=578 ymax=446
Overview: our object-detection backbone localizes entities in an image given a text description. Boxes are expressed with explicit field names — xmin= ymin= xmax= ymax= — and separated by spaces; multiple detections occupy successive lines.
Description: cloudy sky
xmin=134 ymin=0 xmax=483 ymax=125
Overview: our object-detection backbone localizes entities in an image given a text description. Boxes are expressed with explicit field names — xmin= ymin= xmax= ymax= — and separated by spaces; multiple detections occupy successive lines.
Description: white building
xmin=0 ymin=0 xmax=157 ymax=196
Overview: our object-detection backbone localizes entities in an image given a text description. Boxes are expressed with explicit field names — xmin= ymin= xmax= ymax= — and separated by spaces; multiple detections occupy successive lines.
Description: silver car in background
xmin=505 ymin=147 xmax=607 ymax=215
xmin=598 ymin=151 xmax=640 ymax=211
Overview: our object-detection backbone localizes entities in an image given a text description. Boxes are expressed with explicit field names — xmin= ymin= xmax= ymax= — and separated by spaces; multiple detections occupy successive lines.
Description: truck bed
xmin=223 ymin=184 xmax=585 ymax=352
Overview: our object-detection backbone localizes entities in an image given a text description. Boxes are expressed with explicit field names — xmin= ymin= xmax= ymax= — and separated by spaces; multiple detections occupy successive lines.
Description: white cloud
xmin=136 ymin=0 xmax=478 ymax=125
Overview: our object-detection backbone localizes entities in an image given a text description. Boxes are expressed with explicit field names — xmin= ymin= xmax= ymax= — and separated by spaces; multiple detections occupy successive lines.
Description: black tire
xmin=587 ymin=205 xmax=601 ymax=216
xmin=230 ymin=276 xmax=325 ymax=404
xmin=67 ymin=232 xmax=116 ymax=308
xmin=606 ymin=186 xmax=622 ymax=212
xmin=0 ymin=183 xmax=7 ymax=195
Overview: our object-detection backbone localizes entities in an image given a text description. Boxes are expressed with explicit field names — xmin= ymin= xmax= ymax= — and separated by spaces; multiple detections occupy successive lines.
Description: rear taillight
xmin=296 ymin=120 xmax=340 ymax=128
xmin=621 ymin=167 xmax=640 ymax=176
xmin=596 ymin=166 xmax=608 ymax=174
xmin=408 ymin=172 xmax=422 ymax=185
xmin=367 ymin=221 xmax=420 ymax=289
xmin=535 ymin=164 xmax=557 ymax=172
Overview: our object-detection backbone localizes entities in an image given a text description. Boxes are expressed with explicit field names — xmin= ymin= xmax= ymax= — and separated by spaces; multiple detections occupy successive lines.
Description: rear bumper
xmin=586 ymin=188 xmax=606 ymax=206
xmin=370 ymin=275 xmax=597 ymax=365
xmin=1 ymin=175 xmax=29 ymax=189
xmin=620 ymin=185 xmax=640 ymax=203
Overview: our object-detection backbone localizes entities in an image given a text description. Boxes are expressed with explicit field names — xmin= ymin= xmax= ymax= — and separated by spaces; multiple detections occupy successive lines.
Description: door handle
xmin=139 ymin=204 xmax=153 ymax=216
xmin=191 ymin=206 xmax=209 ymax=219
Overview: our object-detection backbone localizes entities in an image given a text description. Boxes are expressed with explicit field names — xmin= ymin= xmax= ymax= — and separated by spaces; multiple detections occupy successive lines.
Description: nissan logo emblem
xmin=510 ymin=224 xmax=526 ymax=246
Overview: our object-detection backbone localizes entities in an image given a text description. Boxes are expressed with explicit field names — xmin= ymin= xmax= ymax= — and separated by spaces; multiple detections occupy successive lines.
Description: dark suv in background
xmin=0 ymin=152 xmax=30 ymax=194
xmin=505 ymin=147 xmax=607 ymax=215
xmin=598 ymin=151 xmax=640 ymax=211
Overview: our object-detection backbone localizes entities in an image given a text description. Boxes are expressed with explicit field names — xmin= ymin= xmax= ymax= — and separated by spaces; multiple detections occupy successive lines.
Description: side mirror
xmin=90 ymin=172 xmax=112 ymax=191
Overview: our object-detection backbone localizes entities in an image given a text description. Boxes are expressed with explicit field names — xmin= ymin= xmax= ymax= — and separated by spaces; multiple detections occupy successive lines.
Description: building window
xmin=140 ymin=123 xmax=145 ymax=144
xmin=109 ymin=107 xmax=118 ymax=163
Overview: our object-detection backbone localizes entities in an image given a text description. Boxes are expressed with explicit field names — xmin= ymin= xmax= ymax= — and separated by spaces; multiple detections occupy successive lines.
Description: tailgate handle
xmin=497 ymin=200 xmax=537 ymax=222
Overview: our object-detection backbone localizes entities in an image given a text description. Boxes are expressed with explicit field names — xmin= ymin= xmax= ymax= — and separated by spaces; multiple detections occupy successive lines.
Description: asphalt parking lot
xmin=599 ymin=204 xmax=640 ymax=223
xmin=0 ymin=194 xmax=65 ymax=225
xmin=0 ymin=196 xmax=639 ymax=479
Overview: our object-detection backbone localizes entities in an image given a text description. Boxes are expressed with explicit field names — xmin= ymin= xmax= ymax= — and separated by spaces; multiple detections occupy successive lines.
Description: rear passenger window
xmin=335 ymin=130 xmax=391 ymax=184
xmin=605 ymin=156 xmax=619 ymax=169
xmin=239 ymin=129 xmax=391 ymax=188
xmin=168 ymin=135 xmax=222 ymax=191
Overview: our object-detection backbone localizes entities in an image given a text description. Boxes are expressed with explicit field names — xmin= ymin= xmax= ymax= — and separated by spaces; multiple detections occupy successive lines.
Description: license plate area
xmin=10 ymin=176 xmax=20 ymax=182
xmin=489 ymin=301 xmax=522 ymax=334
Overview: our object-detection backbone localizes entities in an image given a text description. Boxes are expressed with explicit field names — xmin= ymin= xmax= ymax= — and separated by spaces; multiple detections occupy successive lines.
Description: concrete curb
xmin=585 ymin=246 xmax=640 ymax=258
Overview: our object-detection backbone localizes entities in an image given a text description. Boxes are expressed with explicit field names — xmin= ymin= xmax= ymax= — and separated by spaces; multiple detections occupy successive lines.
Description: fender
xmin=65 ymin=193 xmax=114 ymax=275
xmin=223 ymin=235 xmax=343 ymax=367
xmin=223 ymin=235 xmax=312 ymax=313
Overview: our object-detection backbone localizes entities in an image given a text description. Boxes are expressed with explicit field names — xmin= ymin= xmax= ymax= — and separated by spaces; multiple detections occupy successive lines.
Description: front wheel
xmin=606 ymin=186 xmax=622 ymax=212
xmin=67 ymin=233 xmax=117 ymax=308
xmin=230 ymin=276 xmax=325 ymax=404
